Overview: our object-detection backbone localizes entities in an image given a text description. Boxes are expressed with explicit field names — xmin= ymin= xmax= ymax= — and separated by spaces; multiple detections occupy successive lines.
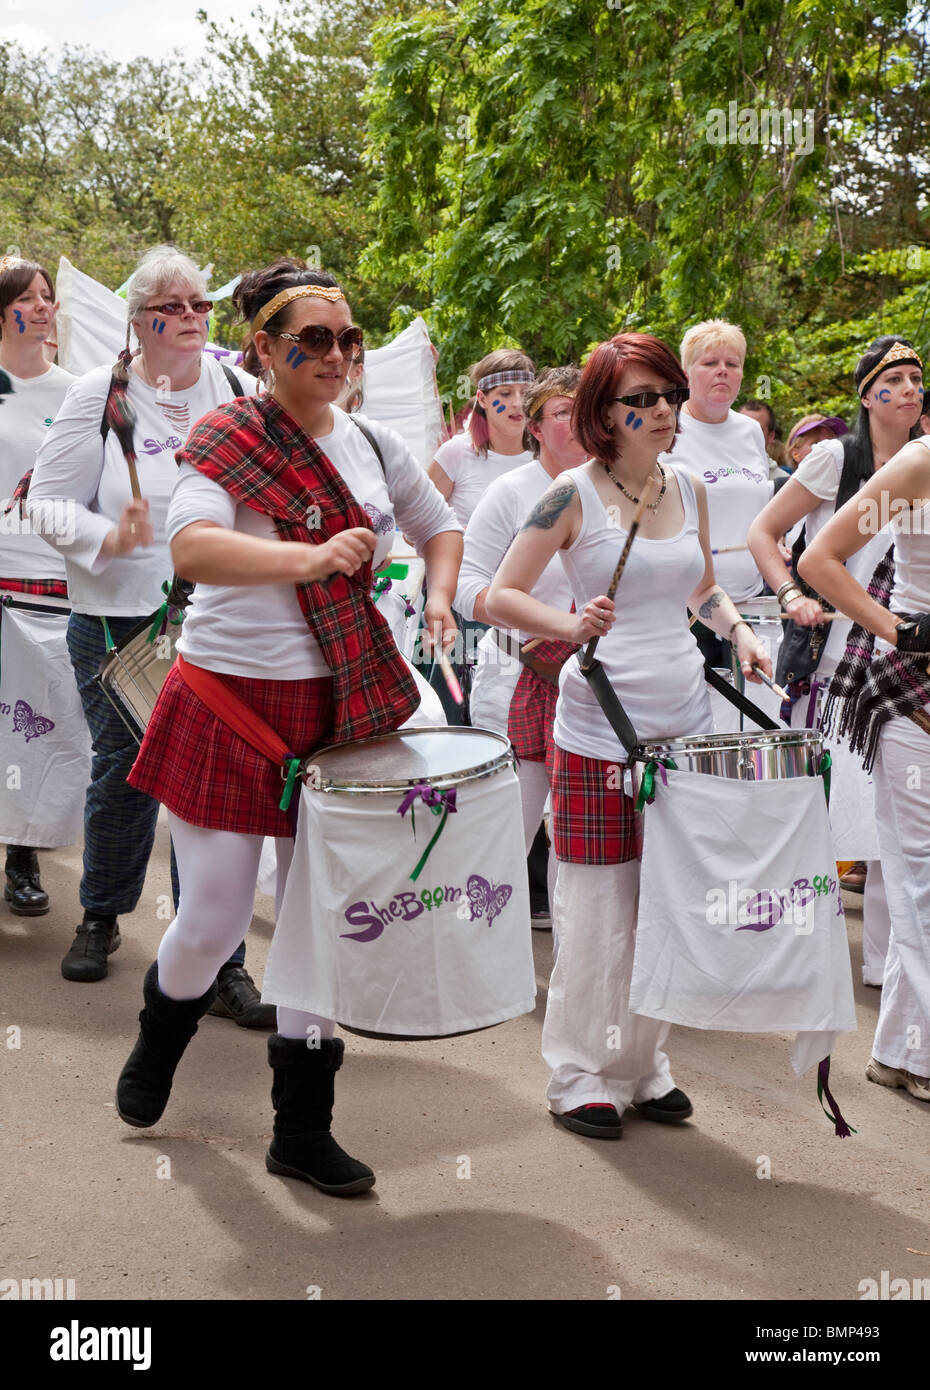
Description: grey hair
xmin=124 ymin=245 xmax=207 ymax=325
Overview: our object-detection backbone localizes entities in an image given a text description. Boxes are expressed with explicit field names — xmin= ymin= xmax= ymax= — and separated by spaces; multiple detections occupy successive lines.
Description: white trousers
xmin=542 ymin=859 xmax=674 ymax=1113
xmin=516 ymin=758 xmax=556 ymax=909
xmin=157 ymin=814 xmax=334 ymax=1040
xmin=870 ymin=717 xmax=930 ymax=1074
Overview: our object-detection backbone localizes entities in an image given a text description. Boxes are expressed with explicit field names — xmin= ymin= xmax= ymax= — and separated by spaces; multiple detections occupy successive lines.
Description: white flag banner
xmin=630 ymin=766 xmax=856 ymax=1076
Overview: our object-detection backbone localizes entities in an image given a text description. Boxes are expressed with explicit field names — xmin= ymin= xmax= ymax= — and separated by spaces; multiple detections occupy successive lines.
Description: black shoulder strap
xmin=835 ymin=434 xmax=864 ymax=513
xmin=348 ymin=414 xmax=386 ymax=476
xmin=0 ymin=367 xmax=13 ymax=401
xmin=221 ymin=363 xmax=244 ymax=396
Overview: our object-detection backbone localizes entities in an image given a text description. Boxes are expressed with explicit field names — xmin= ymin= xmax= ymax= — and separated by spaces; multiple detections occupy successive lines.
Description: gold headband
xmin=858 ymin=342 xmax=923 ymax=395
xmin=528 ymin=385 xmax=577 ymax=418
xmin=0 ymin=255 xmax=25 ymax=275
xmin=251 ymin=284 xmax=346 ymax=335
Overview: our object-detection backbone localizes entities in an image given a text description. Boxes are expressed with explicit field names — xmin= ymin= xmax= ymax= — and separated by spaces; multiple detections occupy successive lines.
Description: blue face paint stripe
xmin=625 ymin=411 xmax=636 ymax=426
xmin=632 ymin=418 xmax=643 ymax=430
xmin=877 ymin=388 xmax=891 ymax=402
xmin=492 ymin=399 xmax=506 ymax=413
xmin=13 ymin=309 xmax=25 ymax=334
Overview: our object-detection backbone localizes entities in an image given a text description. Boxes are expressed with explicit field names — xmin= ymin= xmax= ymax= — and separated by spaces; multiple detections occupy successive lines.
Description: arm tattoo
xmin=698 ymin=589 xmax=725 ymax=622
xmin=520 ymin=480 xmax=576 ymax=532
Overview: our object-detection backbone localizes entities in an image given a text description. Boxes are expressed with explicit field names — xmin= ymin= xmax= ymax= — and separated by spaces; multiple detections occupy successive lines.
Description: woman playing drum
xmin=487 ymin=332 xmax=771 ymax=1138
xmin=27 ymin=245 xmax=271 ymax=1020
xmin=800 ymin=425 xmax=930 ymax=1103
xmin=748 ymin=337 xmax=923 ymax=986
xmin=0 ymin=254 xmax=82 ymax=916
xmin=115 ymin=258 xmax=463 ymax=1194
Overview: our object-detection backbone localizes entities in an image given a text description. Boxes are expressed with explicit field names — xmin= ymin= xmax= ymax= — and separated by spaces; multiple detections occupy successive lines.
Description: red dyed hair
xmin=572 ymin=333 xmax=687 ymax=463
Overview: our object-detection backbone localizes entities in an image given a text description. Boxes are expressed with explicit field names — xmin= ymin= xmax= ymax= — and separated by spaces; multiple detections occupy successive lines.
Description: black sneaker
xmin=207 ymin=965 xmax=276 ymax=1029
xmin=633 ymin=1088 xmax=694 ymax=1124
xmin=61 ymin=919 xmax=121 ymax=982
xmin=553 ymin=1103 xmax=624 ymax=1138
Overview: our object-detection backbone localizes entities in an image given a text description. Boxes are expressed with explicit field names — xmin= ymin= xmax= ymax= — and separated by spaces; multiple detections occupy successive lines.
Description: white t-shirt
xmin=793 ymin=437 xmax=892 ymax=670
xmin=553 ymin=466 xmax=711 ymax=761
xmin=169 ymin=407 xmax=461 ymax=680
xmin=433 ymin=431 xmax=533 ymax=529
xmin=662 ymin=408 xmax=772 ymax=603
xmin=456 ymin=460 xmax=578 ymax=737
xmin=27 ymin=356 xmax=257 ymax=615
xmin=0 ymin=364 xmax=75 ymax=582
xmin=887 ymin=437 xmax=930 ymax=622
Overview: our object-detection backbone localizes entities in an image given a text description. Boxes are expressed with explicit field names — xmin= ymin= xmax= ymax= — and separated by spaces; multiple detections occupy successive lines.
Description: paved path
xmin=2 ymin=822 xmax=928 ymax=1301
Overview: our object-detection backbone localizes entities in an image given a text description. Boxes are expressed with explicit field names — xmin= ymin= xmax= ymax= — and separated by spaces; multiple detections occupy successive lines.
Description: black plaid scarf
xmin=821 ymin=544 xmax=930 ymax=770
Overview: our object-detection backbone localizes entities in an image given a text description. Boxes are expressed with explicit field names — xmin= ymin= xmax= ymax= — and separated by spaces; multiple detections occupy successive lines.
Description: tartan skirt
xmin=508 ymin=669 xmax=559 ymax=766
xmin=550 ymin=743 xmax=642 ymax=865
xmin=128 ymin=664 xmax=335 ymax=837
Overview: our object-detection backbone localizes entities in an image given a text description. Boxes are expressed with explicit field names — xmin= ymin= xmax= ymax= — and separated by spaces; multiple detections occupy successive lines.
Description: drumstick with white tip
xmin=750 ymin=665 xmax=789 ymax=701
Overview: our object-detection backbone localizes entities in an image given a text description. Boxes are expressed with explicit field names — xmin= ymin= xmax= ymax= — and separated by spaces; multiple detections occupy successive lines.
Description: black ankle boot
xmin=266 ymin=1035 xmax=375 ymax=1196
xmin=116 ymin=963 xmax=216 ymax=1128
xmin=4 ymin=845 xmax=49 ymax=916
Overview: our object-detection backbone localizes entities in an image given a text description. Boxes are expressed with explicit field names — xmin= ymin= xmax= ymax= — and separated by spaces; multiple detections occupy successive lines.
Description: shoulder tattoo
xmin=520 ymin=480 xmax=577 ymax=532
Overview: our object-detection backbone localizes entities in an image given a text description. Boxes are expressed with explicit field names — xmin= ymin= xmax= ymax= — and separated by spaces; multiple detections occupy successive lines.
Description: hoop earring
xmin=265 ymin=365 xmax=276 ymax=392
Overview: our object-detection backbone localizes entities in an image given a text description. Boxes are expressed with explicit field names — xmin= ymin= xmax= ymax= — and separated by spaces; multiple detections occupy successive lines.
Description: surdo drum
xmin=263 ymin=727 xmax=536 ymax=1038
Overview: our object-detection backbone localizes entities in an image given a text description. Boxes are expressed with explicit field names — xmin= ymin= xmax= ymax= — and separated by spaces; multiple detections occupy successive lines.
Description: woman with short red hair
xmin=488 ymin=333 xmax=770 ymax=1138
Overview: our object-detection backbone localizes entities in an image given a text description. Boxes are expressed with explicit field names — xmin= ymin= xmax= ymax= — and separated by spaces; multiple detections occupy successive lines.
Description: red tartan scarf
xmin=177 ymin=394 xmax=418 ymax=745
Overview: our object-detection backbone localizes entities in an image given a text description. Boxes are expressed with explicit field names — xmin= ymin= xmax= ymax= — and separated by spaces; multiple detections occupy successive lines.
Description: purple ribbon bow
xmin=397 ymin=784 xmax=457 ymax=819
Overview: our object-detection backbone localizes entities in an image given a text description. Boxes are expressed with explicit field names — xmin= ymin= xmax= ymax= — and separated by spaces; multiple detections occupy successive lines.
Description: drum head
xmin=308 ymin=726 xmax=511 ymax=792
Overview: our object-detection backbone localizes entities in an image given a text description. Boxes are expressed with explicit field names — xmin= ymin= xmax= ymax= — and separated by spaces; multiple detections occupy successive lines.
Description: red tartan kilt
xmin=550 ymin=744 xmax=642 ymax=865
xmin=128 ymin=664 xmax=335 ymax=837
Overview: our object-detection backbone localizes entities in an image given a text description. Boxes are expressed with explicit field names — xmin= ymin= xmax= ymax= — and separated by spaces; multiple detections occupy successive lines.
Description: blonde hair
xmin=680 ymin=319 xmax=747 ymax=373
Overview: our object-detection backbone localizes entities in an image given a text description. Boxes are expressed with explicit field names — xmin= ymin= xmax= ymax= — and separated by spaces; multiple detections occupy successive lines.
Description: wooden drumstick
xmin=580 ymin=475 xmax=655 ymax=672
xmin=751 ymin=664 xmax=789 ymax=701
xmin=105 ymin=387 xmax=142 ymax=501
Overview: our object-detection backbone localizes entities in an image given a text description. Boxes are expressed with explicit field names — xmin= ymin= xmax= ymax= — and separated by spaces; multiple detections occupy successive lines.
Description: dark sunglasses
xmin=144 ymin=300 xmax=213 ymax=316
xmin=613 ymin=387 xmax=690 ymax=409
xmin=267 ymin=325 xmax=364 ymax=359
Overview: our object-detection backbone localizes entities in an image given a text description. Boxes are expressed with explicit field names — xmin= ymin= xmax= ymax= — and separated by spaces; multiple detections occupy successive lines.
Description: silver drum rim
xmin=302 ymin=725 xmax=516 ymax=795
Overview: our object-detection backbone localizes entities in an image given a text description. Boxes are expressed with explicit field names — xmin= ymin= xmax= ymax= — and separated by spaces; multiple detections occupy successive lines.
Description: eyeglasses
xmin=540 ymin=408 xmax=574 ymax=422
xmin=266 ymin=325 xmax=364 ymax=359
xmin=613 ymin=387 xmax=690 ymax=409
xmin=144 ymin=300 xmax=213 ymax=316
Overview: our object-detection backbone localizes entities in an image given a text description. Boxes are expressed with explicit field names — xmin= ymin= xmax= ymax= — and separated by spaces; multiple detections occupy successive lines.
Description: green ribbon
xmin=146 ymin=580 xmax=186 ymax=644
xmin=278 ymin=757 xmax=302 ymax=812
xmin=372 ymin=575 xmax=392 ymax=603
xmin=634 ymin=757 xmax=678 ymax=812
xmin=409 ymin=801 xmax=451 ymax=882
xmin=819 ymin=749 xmax=832 ymax=806
xmin=100 ymin=615 xmax=115 ymax=653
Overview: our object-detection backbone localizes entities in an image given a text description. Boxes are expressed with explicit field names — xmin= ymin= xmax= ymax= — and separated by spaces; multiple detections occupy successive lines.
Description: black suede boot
xmin=266 ymin=1034 xmax=375 ymax=1196
xmin=4 ymin=845 xmax=49 ymax=916
xmin=116 ymin=962 xmax=216 ymax=1128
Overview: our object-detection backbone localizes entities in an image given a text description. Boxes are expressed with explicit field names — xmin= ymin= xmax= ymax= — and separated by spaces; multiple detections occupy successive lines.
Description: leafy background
xmin=4 ymin=0 xmax=930 ymax=433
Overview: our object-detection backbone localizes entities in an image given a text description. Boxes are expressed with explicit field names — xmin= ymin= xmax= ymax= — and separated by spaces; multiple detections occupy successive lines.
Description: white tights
xmin=157 ymin=814 xmax=335 ymax=1040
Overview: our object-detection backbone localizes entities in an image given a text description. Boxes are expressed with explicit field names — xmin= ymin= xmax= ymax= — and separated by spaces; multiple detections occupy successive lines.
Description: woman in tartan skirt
xmin=454 ymin=366 xmax=585 ymax=919
xmin=115 ymin=258 xmax=463 ymax=1195
xmin=801 ymin=430 xmax=930 ymax=1103
xmin=487 ymin=333 xmax=770 ymax=1139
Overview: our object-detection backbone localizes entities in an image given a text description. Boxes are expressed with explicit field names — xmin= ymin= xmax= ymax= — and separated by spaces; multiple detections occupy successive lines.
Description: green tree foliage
xmin=364 ymin=0 xmax=930 ymax=418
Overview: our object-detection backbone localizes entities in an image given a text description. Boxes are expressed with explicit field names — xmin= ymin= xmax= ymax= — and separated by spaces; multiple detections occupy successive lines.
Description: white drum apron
xmin=629 ymin=730 xmax=856 ymax=1076
xmin=790 ymin=672 xmax=879 ymax=861
xmin=0 ymin=600 xmax=92 ymax=848
xmin=263 ymin=727 xmax=536 ymax=1036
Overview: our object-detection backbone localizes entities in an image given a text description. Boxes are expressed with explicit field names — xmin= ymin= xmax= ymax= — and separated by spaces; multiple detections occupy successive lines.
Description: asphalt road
xmin=2 ymin=817 xmax=928 ymax=1302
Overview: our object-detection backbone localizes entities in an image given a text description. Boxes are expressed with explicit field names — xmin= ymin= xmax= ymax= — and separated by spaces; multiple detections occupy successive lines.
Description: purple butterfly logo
xmin=465 ymin=874 xmax=512 ymax=926
xmin=12 ymin=699 xmax=54 ymax=742
xmin=364 ymin=502 xmax=394 ymax=536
